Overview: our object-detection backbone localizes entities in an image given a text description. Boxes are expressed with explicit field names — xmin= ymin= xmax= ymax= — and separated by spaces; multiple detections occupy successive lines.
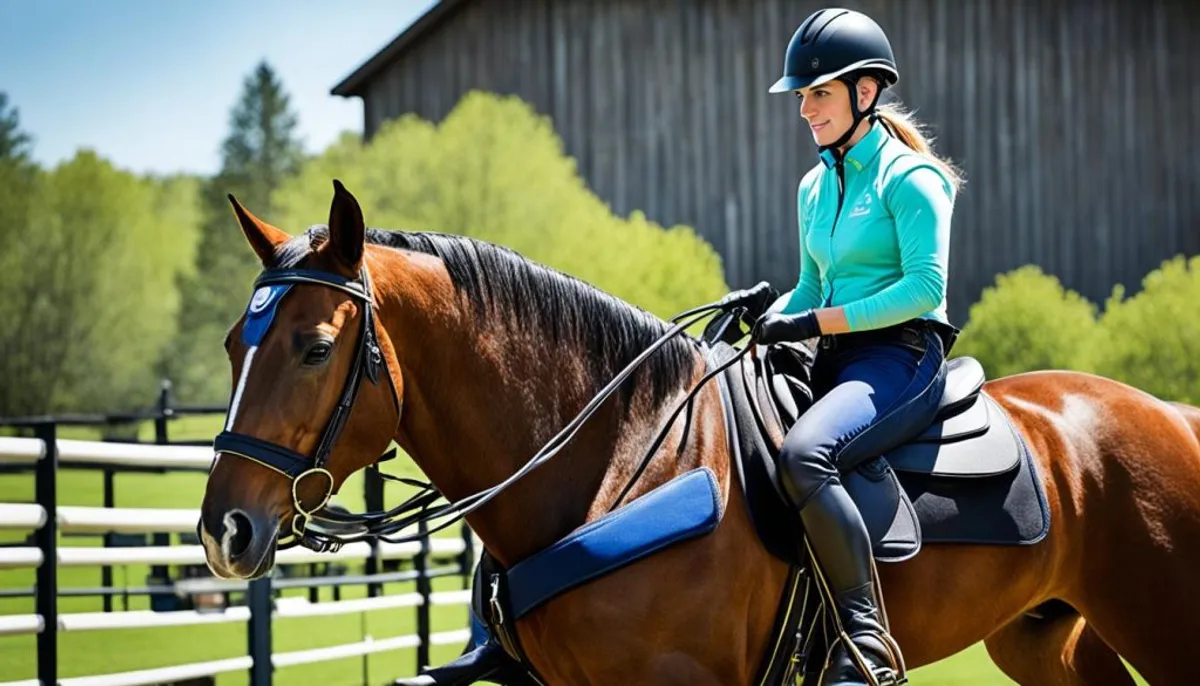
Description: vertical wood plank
xmin=345 ymin=0 xmax=1200 ymax=323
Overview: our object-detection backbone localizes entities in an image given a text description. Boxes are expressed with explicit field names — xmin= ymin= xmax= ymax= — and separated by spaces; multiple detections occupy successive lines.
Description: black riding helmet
xmin=770 ymin=8 xmax=898 ymax=157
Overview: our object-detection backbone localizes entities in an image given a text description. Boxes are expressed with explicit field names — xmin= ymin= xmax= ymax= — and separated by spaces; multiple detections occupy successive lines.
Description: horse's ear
xmin=228 ymin=194 xmax=290 ymax=267
xmin=325 ymin=179 xmax=365 ymax=273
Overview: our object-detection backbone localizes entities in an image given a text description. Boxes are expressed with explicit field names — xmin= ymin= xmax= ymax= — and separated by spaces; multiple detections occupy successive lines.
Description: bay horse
xmin=199 ymin=181 xmax=1200 ymax=685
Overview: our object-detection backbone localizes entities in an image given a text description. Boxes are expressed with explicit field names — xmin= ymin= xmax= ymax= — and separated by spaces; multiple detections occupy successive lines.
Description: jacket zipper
xmin=824 ymin=162 xmax=847 ymax=308
xmin=831 ymin=162 xmax=847 ymax=237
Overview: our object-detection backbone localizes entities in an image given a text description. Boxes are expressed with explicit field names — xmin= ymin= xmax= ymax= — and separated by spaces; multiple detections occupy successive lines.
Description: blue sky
xmin=0 ymin=0 xmax=436 ymax=176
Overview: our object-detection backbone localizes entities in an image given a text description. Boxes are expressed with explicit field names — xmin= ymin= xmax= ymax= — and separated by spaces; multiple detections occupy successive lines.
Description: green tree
xmin=0 ymin=92 xmax=32 ymax=162
xmin=1092 ymin=255 xmax=1200 ymax=404
xmin=169 ymin=61 xmax=304 ymax=403
xmin=951 ymin=265 xmax=1100 ymax=379
xmin=0 ymin=152 xmax=201 ymax=416
xmin=271 ymin=91 xmax=727 ymax=321
xmin=0 ymin=94 xmax=46 ymax=415
xmin=0 ymin=92 xmax=37 ymax=269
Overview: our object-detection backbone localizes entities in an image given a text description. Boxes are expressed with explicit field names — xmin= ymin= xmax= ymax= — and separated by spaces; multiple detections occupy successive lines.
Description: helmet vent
xmin=801 ymin=9 xmax=850 ymax=45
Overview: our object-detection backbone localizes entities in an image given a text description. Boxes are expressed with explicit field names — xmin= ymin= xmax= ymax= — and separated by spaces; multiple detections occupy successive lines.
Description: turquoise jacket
xmin=775 ymin=120 xmax=956 ymax=332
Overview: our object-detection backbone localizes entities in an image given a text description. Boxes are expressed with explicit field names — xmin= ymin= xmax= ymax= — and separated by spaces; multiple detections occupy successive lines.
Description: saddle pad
xmin=895 ymin=397 xmax=1051 ymax=548
xmin=505 ymin=466 xmax=723 ymax=620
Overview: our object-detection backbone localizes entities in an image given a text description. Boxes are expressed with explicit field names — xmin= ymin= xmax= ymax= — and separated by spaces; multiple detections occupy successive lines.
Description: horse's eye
xmin=302 ymin=340 xmax=333 ymax=367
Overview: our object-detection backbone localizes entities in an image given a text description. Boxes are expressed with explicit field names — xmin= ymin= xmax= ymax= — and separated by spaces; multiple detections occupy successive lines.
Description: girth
xmin=211 ymin=266 xmax=396 ymax=552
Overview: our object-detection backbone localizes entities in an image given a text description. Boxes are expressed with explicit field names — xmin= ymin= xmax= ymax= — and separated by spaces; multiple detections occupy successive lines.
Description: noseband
xmin=212 ymin=265 xmax=398 ymax=551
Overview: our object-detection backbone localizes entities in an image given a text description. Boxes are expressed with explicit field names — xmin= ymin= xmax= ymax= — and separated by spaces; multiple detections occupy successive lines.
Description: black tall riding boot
xmin=394 ymin=607 xmax=535 ymax=686
xmin=799 ymin=480 xmax=905 ymax=685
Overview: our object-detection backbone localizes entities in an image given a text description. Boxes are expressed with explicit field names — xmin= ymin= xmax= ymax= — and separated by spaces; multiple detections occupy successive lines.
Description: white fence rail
xmin=0 ymin=434 xmax=475 ymax=686
xmin=1 ymin=590 xmax=475 ymax=637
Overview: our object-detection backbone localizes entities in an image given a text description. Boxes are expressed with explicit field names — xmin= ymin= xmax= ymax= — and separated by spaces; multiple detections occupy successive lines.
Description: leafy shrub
xmin=951 ymin=265 xmax=1100 ymax=379
xmin=1091 ymin=255 xmax=1200 ymax=404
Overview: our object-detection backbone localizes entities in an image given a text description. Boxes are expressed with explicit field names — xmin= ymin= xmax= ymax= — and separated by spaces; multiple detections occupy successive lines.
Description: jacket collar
xmin=818 ymin=120 xmax=888 ymax=171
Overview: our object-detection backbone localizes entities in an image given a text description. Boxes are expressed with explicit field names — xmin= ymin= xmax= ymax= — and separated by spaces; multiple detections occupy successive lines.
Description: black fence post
xmin=307 ymin=563 xmax=319 ymax=604
xmin=459 ymin=522 xmax=475 ymax=590
xmin=148 ymin=381 xmax=172 ymax=609
xmin=364 ymin=468 xmax=385 ymax=598
xmin=155 ymin=379 xmax=173 ymax=444
xmin=102 ymin=467 xmax=115 ymax=612
xmin=247 ymin=576 xmax=273 ymax=686
xmin=415 ymin=518 xmax=431 ymax=673
xmin=34 ymin=422 xmax=58 ymax=686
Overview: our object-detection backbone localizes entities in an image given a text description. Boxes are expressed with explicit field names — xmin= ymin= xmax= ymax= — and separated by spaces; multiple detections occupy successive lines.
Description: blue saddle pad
xmin=506 ymin=466 xmax=723 ymax=620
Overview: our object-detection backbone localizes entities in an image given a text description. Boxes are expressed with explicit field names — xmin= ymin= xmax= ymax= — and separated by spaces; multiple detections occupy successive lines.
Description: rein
xmin=215 ymin=263 xmax=756 ymax=553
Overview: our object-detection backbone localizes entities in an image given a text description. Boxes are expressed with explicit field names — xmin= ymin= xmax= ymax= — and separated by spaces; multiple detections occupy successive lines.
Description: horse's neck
xmin=375 ymin=249 xmax=713 ymax=566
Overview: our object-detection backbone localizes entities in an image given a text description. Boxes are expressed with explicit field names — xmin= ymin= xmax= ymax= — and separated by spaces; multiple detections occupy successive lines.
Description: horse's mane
xmin=276 ymin=226 xmax=699 ymax=411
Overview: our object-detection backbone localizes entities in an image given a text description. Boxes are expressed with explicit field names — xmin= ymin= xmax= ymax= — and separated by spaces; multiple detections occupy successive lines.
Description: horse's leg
xmin=983 ymin=603 xmax=1134 ymax=685
xmin=1065 ymin=509 xmax=1200 ymax=686
xmin=1053 ymin=401 xmax=1200 ymax=686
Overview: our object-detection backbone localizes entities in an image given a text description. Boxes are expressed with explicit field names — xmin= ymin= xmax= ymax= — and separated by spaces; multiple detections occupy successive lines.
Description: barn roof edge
xmin=331 ymin=0 xmax=471 ymax=97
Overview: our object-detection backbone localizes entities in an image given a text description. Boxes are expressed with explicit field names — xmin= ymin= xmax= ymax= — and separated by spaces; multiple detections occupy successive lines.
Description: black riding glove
xmin=751 ymin=310 xmax=822 ymax=346
xmin=716 ymin=281 xmax=779 ymax=320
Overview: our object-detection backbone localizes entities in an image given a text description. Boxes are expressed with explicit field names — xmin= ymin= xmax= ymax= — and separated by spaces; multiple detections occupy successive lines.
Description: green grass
xmin=0 ymin=416 xmax=1135 ymax=684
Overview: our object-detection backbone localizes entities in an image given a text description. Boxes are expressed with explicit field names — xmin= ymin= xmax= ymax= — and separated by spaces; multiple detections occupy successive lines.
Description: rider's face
xmin=798 ymin=78 xmax=877 ymax=148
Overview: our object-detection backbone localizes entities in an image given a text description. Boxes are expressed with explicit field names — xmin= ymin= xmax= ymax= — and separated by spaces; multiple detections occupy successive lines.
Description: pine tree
xmin=168 ymin=61 xmax=304 ymax=404
xmin=0 ymin=92 xmax=39 ymax=415
xmin=0 ymin=92 xmax=33 ymax=162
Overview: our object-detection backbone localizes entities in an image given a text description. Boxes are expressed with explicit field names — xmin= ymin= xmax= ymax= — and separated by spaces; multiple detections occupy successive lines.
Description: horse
xmin=199 ymin=180 xmax=1200 ymax=685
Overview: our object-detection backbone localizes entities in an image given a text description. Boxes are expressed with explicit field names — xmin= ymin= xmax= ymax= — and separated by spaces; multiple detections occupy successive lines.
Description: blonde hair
xmin=874 ymin=102 xmax=965 ymax=192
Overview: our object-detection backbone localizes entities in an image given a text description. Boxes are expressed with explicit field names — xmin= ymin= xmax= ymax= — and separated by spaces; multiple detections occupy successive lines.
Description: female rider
xmin=749 ymin=7 xmax=964 ymax=685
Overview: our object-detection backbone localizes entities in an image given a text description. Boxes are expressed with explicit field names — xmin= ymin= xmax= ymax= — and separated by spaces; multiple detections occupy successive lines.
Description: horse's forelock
xmin=267 ymin=227 xmax=325 ymax=269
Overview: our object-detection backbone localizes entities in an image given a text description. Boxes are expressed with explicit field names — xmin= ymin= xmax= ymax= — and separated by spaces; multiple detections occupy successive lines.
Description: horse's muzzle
xmin=199 ymin=507 xmax=279 ymax=580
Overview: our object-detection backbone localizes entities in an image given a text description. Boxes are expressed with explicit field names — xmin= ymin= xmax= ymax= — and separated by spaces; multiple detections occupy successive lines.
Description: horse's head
xmin=199 ymin=181 xmax=402 ymax=580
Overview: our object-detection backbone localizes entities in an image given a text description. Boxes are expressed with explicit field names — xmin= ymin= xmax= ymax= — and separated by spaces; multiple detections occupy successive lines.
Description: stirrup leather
xmin=806 ymin=537 xmax=909 ymax=686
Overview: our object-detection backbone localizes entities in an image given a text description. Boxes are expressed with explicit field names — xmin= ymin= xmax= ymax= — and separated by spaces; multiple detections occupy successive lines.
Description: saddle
xmin=718 ymin=339 xmax=1051 ymax=567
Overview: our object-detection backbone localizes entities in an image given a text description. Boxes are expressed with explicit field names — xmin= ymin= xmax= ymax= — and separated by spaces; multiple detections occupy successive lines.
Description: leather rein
xmin=212 ymin=263 xmax=754 ymax=554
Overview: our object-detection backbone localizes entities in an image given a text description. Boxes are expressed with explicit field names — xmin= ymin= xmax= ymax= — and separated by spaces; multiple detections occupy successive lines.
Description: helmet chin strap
xmin=818 ymin=75 xmax=883 ymax=169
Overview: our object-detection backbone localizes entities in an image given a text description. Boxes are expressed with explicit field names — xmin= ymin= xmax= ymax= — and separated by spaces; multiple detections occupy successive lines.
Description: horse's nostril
xmin=223 ymin=510 xmax=255 ymax=560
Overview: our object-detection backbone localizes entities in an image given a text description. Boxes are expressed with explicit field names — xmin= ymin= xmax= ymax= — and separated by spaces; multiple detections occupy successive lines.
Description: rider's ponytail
xmin=875 ymin=102 xmax=964 ymax=193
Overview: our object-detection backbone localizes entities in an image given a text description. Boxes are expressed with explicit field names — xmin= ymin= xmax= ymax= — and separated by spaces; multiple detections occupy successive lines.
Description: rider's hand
xmin=751 ymin=310 xmax=822 ymax=346
xmin=717 ymin=281 xmax=779 ymax=319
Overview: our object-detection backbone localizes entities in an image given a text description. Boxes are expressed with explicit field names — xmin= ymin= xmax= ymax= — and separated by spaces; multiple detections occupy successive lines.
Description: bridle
xmin=212 ymin=264 xmax=402 ymax=552
xmin=211 ymin=258 xmax=762 ymax=554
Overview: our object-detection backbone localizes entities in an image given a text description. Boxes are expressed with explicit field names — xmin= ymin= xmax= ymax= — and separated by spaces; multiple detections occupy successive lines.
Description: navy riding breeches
xmin=777 ymin=323 xmax=947 ymax=509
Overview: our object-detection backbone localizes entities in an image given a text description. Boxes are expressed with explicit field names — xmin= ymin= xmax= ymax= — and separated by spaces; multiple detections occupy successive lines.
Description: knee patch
xmin=778 ymin=431 xmax=839 ymax=508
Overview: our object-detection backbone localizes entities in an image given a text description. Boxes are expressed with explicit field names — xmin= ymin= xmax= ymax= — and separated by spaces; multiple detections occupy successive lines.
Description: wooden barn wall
xmin=357 ymin=0 xmax=1200 ymax=325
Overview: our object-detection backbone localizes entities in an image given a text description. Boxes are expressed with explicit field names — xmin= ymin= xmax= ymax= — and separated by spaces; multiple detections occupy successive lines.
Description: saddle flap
xmin=886 ymin=394 xmax=1021 ymax=478
xmin=770 ymin=373 xmax=802 ymax=428
xmin=712 ymin=343 xmax=807 ymax=566
xmin=843 ymin=458 xmax=921 ymax=563
xmin=911 ymin=393 xmax=989 ymax=443
xmin=936 ymin=356 xmax=986 ymax=418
